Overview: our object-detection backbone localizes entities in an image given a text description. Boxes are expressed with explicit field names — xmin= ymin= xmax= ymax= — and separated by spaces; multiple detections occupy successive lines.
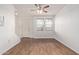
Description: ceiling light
xmin=37 ymin=9 xmax=43 ymax=14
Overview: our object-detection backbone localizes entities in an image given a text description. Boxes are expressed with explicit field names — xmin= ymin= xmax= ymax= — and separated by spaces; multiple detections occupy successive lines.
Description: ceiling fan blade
xmin=35 ymin=4 xmax=42 ymax=10
xmin=43 ymin=9 xmax=48 ymax=13
xmin=33 ymin=4 xmax=49 ymax=13
xmin=44 ymin=5 xmax=49 ymax=8
xmin=42 ymin=5 xmax=49 ymax=13
xmin=44 ymin=10 xmax=48 ymax=13
xmin=35 ymin=4 xmax=38 ymax=7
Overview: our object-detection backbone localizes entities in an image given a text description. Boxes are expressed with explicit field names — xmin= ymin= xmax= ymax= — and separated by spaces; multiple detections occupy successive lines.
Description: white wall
xmin=15 ymin=14 xmax=32 ymax=37
xmin=0 ymin=5 xmax=20 ymax=54
xmin=55 ymin=5 xmax=79 ymax=53
xmin=15 ymin=4 xmax=64 ymax=38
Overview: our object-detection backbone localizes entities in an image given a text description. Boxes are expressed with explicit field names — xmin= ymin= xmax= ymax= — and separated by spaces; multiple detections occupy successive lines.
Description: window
xmin=45 ymin=19 xmax=53 ymax=27
xmin=44 ymin=19 xmax=53 ymax=31
xmin=35 ymin=18 xmax=53 ymax=31
xmin=36 ymin=19 xmax=44 ymax=27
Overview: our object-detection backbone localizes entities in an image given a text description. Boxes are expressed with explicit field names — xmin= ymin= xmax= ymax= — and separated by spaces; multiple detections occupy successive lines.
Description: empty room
xmin=0 ymin=4 xmax=79 ymax=55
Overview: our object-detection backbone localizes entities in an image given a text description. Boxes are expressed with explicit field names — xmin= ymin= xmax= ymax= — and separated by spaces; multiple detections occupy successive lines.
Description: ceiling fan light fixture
xmin=34 ymin=4 xmax=50 ymax=14
xmin=37 ymin=9 xmax=43 ymax=14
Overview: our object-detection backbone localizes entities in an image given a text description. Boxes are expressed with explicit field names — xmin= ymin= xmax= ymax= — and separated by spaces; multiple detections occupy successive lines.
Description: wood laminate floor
xmin=3 ymin=37 xmax=78 ymax=55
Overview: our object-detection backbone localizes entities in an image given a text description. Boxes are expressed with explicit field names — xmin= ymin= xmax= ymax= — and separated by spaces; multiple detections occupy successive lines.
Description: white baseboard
xmin=54 ymin=37 xmax=79 ymax=54
xmin=29 ymin=36 xmax=56 ymax=39
xmin=0 ymin=35 xmax=21 ymax=55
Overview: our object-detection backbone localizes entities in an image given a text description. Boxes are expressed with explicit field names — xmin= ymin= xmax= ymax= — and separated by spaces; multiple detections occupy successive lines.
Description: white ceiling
xmin=14 ymin=4 xmax=65 ymax=15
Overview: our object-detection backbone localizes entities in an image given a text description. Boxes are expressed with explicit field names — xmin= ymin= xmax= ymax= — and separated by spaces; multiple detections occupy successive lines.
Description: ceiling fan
xmin=31 ymin=4 xmax=50 ymax=14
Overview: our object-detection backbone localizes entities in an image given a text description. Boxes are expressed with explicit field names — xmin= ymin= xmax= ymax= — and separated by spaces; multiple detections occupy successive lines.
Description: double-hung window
xmin=35 ymin=17 xmax=54 ymax=31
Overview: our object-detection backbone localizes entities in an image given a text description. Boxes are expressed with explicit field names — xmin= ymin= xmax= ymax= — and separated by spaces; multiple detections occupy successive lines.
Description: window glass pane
xmin=45 ymin=20 xmax=53 ymax=27
xmin=36 ymin=19 xmax=44 ymax=27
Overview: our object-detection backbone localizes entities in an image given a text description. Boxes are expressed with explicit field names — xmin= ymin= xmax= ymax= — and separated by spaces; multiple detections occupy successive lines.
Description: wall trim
xmin=0 ymin=36 xmax=21 ymax=55
xmin=54 ymin=37 xmax=79 ymax=54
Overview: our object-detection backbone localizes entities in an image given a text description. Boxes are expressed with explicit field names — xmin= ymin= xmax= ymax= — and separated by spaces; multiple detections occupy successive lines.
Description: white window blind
xmin=44 ymin=19 xmax=53 ymax=31
xmin=36 ymin=19 xmax=44 ymax=27
xmin=45 ymin=19 xmax=53 ymax=27
xmin=35 ymin=17 xmax=54 ymax=31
